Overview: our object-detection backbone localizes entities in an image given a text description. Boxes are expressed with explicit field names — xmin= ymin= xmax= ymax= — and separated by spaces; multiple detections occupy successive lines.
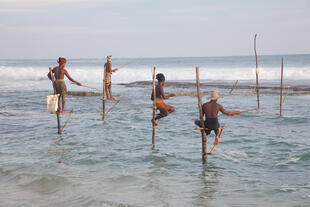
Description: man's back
xmin=53 ymin=66 xmax=66 ymax=80
xmin=202 ymin=100 xmax=240 ymax=118
xmin=202 ymin=101 xmax=222 ymax=118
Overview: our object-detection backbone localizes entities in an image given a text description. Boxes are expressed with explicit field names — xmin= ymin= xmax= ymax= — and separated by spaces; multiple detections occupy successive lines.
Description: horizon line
xmin=1 ymin=53 xmax=310 ymax=60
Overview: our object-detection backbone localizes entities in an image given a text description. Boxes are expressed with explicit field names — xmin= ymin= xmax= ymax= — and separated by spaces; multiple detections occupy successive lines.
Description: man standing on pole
xmin=104 ymin=55 xmax=118 ymax=100
xmin=47 ymin=57 xmax=82 ymax=113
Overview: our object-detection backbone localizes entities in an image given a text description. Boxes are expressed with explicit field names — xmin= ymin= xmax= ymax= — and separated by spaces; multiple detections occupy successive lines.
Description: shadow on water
xmin=47 ymin=135 xmax=73 ymax=162
xmin=191 ymin=162 xmax=222 ymax=207
xmin=143 ymin=147 xmax=171 ymax=207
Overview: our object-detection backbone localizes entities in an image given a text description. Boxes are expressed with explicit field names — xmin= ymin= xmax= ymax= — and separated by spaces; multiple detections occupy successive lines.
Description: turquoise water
xmin=1 ymin=56 xmax=310 ymax=206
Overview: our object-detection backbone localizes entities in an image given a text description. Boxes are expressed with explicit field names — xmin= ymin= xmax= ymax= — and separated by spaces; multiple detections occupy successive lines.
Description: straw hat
xmin=207 ymin=91 xmax=220 ymax=100
xmin=107 ymin=55 xmax=112 ymax=61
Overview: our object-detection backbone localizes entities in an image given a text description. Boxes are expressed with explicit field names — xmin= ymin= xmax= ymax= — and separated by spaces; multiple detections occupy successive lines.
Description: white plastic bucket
xmin=47 ymin=94 xmax=60 ymax=113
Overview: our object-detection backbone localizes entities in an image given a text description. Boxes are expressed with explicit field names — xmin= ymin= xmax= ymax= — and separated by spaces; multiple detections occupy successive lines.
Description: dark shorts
xmin=196 ymin=118 xmax=220 ymax=135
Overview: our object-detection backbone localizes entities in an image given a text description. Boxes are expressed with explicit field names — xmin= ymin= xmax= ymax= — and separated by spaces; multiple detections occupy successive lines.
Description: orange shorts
xmin=155 ymin=98 xmax=173 ymax=111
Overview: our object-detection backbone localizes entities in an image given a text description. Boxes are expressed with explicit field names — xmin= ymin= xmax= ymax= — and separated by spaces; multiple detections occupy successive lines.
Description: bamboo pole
xmin=117 ymin=58 xmax=139 ymax=70
xmin=70 ymin=82 xmax=101 ymax=91
xmin=194 ymin=127 xmax=213 ymax=130
xmin=60 ymin=110 xmax=73 ymax=133
xmin=254 ymin=34 xmax=260 ymax=109
xmin=56 ymin=114 xmax=61 ymax=134
xmin=49 ymin=68 xmax=61 ymax=134
xmin=205 ymin=127 xmax=224 ymax=159
xmin=195 ymin=67 xmax=207 ymax=162
xmin=280 ymin=58 xmax=284 ymax=116
xmin=102 ymin=73 xmax=106 ymax=120
xmin=105 ymin=100 xmax=120 ymax=116
xmin=240 ymin=107 xmax=260 ymax=113
xmin=152 ymin=67 xmax=156 ymax=145
xmin=82 ymin=84 xmax=101 ymax=91
xmin=229 ymin=80 xmax=239 ymax=94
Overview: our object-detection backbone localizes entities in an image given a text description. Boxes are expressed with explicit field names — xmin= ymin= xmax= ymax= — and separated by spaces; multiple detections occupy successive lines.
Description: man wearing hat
xmin=104 ymin=55 xmax=118 ymax=100
xmin=47 ymin=57 xmax=82 ymax=113
xmin=195 ymin=91 xmax=241 ymax=146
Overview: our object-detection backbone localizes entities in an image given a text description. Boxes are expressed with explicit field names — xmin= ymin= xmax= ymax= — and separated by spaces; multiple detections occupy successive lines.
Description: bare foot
xmin=156 ymin=119 xmax=161 ymax=126
xmin=214 ymin=136 xmax=219 ymax=146
xmin=151 ymin=119 xmax=158 ymax=126
xmin=110 ymin=97 xmax=116 ymax=100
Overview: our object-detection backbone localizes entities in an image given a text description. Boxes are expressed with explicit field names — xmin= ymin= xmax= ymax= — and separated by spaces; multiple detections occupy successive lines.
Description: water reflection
xmin=143 ymin=148 xmax=170 ymax=207
xmin=192 ymin=163 xmax=221 ymax=206
xmin=47 ymin=136 xmax=72 ymax=158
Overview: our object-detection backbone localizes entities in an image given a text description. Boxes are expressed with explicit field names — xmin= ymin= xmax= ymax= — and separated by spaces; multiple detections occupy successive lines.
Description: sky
xmin=0 ymin=0 xmax=309 ymax=59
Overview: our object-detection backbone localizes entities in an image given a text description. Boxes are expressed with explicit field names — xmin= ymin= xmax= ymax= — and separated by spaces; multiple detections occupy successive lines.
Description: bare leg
xmin=57 ymin=96 xmax=61 ymax=112
xmin=108 ymin=86 xmax=115 ymax=100
xmin=155 ymin=108 xmax=168 ymax=120
xmin=105 ymin=85 xmax=110 ymax=100
xmin=195 ymin=120 xmax=200 ymax=126
xmin=61 ymin=94 xmax=66 ymax=113
xmin=214 ymin=129 xmax=220 ymax=146
xmin=167 ymin=106 xmax=175 ymax=114
xmin=151 ymin=108 xmax=168 ymax=126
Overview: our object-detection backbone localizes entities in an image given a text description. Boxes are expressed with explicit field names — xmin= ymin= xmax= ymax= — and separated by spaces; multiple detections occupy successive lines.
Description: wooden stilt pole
xmin=229 ymin=80 xmax=239 ymax=94
xmin=195 ymin=67 xmax=207 ymax=163
xmin=152 ymin=67 xmax=156 ymax=145
xmin=205 ymin=127 xmax=224 ymax=159
xmin=254 ymin=34 xmax=260 ymax=109
xmin=49 ymin=68 xmax=61 ymax=134
xmin=280 ymin=57 xmax=284 ymax=116
xmin=102 ymin=73 xmax=106 ymax=120
xmin=60 ymin=110 xmax=73 ymax=133
xmin=105 ymin=100 xmax=120 ymax=116
xmin=56 ymin=114 xmax=61 ymax=134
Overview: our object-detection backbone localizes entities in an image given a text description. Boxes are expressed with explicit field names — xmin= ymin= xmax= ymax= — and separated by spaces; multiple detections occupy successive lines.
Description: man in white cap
xmin=104 ymin=55 xmax=118 ymax=100
xmin=195 ymin=91 xmax=241 ymax=146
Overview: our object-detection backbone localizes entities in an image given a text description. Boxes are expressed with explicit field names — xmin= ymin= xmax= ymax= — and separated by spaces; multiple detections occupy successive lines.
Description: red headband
xmin=58 ymin=57 xmax=67 ymax=65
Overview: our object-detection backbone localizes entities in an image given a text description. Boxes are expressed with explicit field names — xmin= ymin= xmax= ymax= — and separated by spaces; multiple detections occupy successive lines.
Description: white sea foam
xmin=222 ymin=151 xmax=249 ymax=163
xmin=1 ymin=65 xmax=310 ymax=84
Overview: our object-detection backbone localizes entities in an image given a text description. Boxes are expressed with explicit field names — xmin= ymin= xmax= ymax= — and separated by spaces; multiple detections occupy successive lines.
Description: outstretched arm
xmin=167 ymin=93 xmax=176 ymax=98
xmin=112 ymin=68 xmax=118 ymax=73
xmin=64 ymin=70 xmax=82 ymax=86
xmin=159 ymin=86 xmax=169 ymax=99
xmin=219 ymin=105 xmax=241 ymax=116
xmin=159 ymin=86 xmax=176 ymax=99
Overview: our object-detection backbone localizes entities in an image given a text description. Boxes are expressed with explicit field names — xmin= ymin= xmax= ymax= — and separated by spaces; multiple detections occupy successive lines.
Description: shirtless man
xmin=104 ymin=55 xmax=118 ymax=100
xmin=151 ymin=73 xmax=175 ymax=125
xmin=195 ymin=91 xmax=241 ymax=146
xmin=47 ymin=57 xmax=82 ymax=113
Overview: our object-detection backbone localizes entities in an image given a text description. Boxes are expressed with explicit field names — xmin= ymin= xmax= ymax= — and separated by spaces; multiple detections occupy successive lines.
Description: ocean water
xmin=1 ymin=55 xmax=310 ymax=207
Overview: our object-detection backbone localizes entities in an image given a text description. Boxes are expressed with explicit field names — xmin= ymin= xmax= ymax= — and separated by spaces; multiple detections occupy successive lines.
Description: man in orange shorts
xmin=151 ymin=73 xmax=175 ymax=125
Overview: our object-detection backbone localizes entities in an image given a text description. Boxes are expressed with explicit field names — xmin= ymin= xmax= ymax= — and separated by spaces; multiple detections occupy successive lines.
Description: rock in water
xmin=67 ymin=91 xmax=102 ymax=96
